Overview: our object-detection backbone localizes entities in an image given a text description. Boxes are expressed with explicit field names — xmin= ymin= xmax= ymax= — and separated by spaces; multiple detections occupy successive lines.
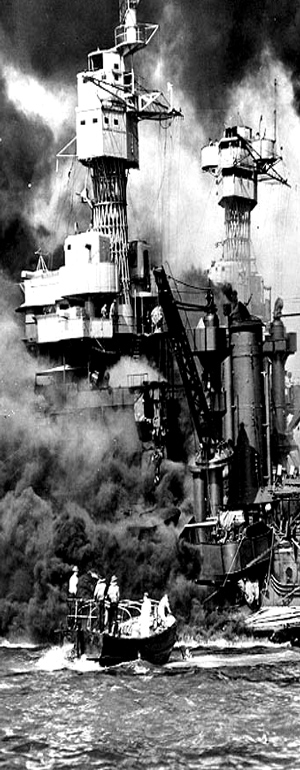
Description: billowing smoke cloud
xmin=0 ymin=270 xmax=196 ymax=641
xmin=140 ymin=0 xmax=300 ymax=125
xmin=3 ymin=1 xmax=300 ymax=123
xmin=0 ymin=2 xmax=117 ymax=80
xmin=0 ymin=74 xmax=52 ymax=275
xmin=0 ymin=1 xmax=117 ymax=276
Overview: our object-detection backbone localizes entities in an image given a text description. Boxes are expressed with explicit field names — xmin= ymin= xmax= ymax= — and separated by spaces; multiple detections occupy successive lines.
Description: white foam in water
xmin=70 ymin=654 xmax=100 ymax=673
xmin=196 ymin=636 xmax=289 ymax=650
xmin=0 ymin=638 xmax=37 ymax=649
xmin=36 ymin=644 xmax=74 ymax=671
xmin=36 ymin=645 xmax=102 ymax=673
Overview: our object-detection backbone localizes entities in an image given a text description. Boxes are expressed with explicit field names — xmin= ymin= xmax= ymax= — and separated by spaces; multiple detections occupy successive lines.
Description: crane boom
xmin=153 ymin=266 xmax=214 ymax=445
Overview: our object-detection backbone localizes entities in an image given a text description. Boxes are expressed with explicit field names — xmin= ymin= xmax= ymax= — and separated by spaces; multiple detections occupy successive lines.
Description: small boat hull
xmin=99 ymin=619 xmax=177 ymax=667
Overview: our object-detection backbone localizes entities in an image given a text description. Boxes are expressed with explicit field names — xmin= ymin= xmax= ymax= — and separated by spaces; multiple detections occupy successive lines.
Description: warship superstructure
xmin=153 ymin=122 xmax=300 ymax=608
xmin=18 ymin=0 xmax=180 ymax=383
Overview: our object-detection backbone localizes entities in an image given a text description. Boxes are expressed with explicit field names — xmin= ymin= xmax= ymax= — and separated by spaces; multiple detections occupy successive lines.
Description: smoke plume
xmin=0 ymin=270 xmax=195 ymax=641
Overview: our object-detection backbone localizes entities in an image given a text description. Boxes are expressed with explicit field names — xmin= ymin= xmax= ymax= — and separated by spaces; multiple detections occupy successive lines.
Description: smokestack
xmin=230 ymin=317 xmax=265 ymax=504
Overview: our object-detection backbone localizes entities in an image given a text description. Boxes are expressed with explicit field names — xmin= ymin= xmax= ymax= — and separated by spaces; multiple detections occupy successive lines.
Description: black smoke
xmin=0 ymin=375 xmax=192 ymax=640
xmin=0 ymin=1 xmax=117 ymax=80
xmin=0 ymin=270 xmax=197 ymax=642
xmin=0 ymin=72 xmax=57 ymax=277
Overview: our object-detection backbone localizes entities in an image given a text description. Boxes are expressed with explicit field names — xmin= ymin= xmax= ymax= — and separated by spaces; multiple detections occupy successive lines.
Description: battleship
xmin=16 ymin=0 xmax=300 ymax=640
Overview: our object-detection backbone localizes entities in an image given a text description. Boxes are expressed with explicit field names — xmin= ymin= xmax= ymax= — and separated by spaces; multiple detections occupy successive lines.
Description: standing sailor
xmin=158 ymin=593 xmax=171 ymax=624
xmin=94 ymin=576 xmax=107 ymax=631
xmin=68 ymin=566 xmax=79 ymax=624
xmin=107 ymin=575 xmax=120 ymax=634
xmin=68 ymin=566 xmax=78 ymax=596
xmin=140 ymin=592 xmax=152 ymax=636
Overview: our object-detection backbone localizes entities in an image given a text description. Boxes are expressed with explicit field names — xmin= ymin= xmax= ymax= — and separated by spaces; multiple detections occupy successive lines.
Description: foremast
xmin=19 ymin=0 xmax=181 ymax=360
xmin=75 ymin=0 xmax=181 ymax=317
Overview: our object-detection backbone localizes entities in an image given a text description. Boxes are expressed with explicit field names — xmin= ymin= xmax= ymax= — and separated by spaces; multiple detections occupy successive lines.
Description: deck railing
xmin=67 ymin=597 xmax=160 ymax=632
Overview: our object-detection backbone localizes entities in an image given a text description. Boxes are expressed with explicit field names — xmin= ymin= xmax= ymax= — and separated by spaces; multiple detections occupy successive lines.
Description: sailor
xmin=90 ymin=370 xmax=99 ymax=389
xmin=230 ymin=290 xmax=250 ymax=324
xmin=244 ymin=579 xmax=260 ymax=608
xmin=68 ymin=566 xmax=78 ymax=596
xmin=109 ymin=299 xmax=118 ymax=329
xmin=158 ymin=593 xmax=171 ymax=624
xmin=94 ymin=576 xmax=107 ymax=632
xmin=101 ymin=303 xmax=108 ymax=318
xmin=68 ymin=566 xmax=79 ymax=626
xmin=107 ymin=575 xmax=120 ymax=634
xmin=75 ymin=620 xmax=85 ymax=658
xmin=140 ymin=592 xmax=152 ymax=637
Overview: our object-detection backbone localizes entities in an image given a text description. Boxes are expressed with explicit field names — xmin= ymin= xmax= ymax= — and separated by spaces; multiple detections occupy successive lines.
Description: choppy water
xmin=2 ymin=639 xmax=300 ymax=769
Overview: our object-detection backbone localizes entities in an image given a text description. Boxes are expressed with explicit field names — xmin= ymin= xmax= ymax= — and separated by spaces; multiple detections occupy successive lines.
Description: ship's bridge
xmin=87 ymin=48 xmax=124 ymax=82
xmin=201 ymin=127 xmax=255 ymax=174
xmin=219 ymin=126 xmax=253 ymax=170
xmin=224 ymin=125 xmax=252 ymax=141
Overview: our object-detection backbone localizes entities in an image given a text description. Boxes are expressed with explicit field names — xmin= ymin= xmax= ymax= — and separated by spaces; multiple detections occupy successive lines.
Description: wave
xmin=0 ymin=638 xmax=38 ymax=649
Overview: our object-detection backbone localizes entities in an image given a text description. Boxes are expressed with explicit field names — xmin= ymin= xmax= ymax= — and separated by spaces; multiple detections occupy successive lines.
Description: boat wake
xmin=36 ymin=644 xmax=76 ymax=672
xmin=36 ymin=644 xmax=158 ymax=675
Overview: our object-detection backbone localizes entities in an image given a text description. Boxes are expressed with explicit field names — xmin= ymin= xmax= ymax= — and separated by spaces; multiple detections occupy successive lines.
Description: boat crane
xmin=153 ymin=266 xmax=212 ymax=443
xmin=153 ymin=265 xmax=232 ymax=520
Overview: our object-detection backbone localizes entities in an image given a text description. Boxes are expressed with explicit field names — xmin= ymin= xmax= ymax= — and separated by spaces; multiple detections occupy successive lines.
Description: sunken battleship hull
xmin=181 ymin=514 xmax=273 ymax=588
xmin=196 ymin=530 xmax=272 ymax=585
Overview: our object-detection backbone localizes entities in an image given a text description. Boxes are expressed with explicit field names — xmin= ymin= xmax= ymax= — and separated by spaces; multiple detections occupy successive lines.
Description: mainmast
xmin=201 ymin=124 xmax=288 ymax=320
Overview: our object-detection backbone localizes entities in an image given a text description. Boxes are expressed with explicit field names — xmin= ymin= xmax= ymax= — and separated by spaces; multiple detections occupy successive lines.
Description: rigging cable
xmin=174 ymin=117 xmax=182 ymax=268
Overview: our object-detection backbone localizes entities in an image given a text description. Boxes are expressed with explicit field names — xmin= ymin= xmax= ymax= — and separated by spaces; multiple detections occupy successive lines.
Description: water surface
xmin=1 ymin=639 xmax=300 ymax=769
